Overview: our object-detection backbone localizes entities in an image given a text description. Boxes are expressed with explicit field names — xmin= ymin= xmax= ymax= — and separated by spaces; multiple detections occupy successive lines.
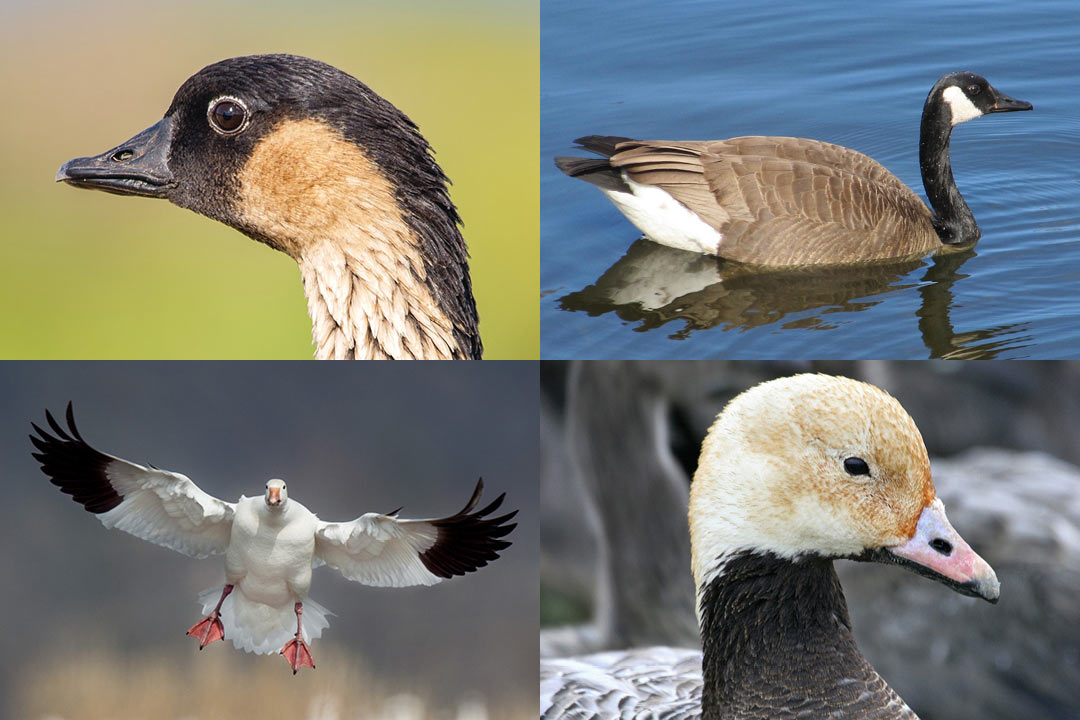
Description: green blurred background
xmin=0 ymin=0 xmax=538 ymax=359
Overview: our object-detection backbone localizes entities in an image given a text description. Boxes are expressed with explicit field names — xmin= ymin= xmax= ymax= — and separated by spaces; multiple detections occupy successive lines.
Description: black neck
xmin=698 ymin=552 xmax=868 ymax=719
xmin=392 ymin=168 xmax=481 ymax=360
xmin=919 ymin=97 xmax=980 ymax=246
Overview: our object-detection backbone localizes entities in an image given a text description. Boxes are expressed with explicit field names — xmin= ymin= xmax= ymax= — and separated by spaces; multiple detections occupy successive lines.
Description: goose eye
xmin=843 ymin=457 xmax=870 ymax=476
xmin=208 ymin=97 xmax=248 ymax=135
xmin=967 ymin=84 xmax=981 ymax=96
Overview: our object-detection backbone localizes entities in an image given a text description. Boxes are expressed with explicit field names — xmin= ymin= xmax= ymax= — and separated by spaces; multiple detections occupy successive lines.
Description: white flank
xmin=602 ymin=176 xmax=723 ymax=255
xmin=942 ymin=85 xmax=983 ymax=125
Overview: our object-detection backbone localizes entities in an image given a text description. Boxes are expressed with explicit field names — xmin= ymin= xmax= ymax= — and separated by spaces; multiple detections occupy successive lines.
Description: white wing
xmin=31 ymin=403 xmax=235 ymax=559
xmin=314 ymin=478 xmax=516 ymax=587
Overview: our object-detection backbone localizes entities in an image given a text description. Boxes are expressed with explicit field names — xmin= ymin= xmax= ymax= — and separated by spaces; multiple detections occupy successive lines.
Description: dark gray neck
xmin=699 ymin=552 xmax=915 ymax=720
xmin=919 ymin=99 xmax=980 ymax=246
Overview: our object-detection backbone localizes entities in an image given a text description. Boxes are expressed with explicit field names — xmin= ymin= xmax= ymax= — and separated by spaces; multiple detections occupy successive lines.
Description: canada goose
xmin=541 ymin=374 xmax=998 ymax=719
xmin=56 ymin=54 xmax=481 ymax=359
xmin=555 ymin=72 xmax=1032 ymax=266
xmin=31 ymin=403 xmax=516 ymax=672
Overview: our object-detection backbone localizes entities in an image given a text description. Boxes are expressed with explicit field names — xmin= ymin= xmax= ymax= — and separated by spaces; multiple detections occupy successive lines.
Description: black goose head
xmin=927 ymin=70 xmax=1033 ymax=127
xmin=919 ymin=71 xmax=1032 ymax=246
xmin=56 ymin=54 xmax=462 ymax=254
xmin=57 ymin=54 xmax=480 ymax=358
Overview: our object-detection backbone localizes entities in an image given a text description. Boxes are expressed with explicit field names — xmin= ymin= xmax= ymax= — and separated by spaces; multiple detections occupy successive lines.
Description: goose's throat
xmin=698 ymin=551 xmax=867 ymax=719
xmin=236 ymin=118 xmax=461 ymax=359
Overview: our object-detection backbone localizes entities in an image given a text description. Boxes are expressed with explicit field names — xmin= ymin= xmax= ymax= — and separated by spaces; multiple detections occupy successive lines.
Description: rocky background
xmin=541 ymin=360 xmax=1080 ymax=720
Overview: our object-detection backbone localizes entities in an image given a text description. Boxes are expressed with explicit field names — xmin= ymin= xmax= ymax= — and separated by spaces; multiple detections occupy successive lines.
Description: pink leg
xmin=186 ymin=584 xmax=233 ymax=649
xmin=280 ymin=601 xmax=315 ymax=674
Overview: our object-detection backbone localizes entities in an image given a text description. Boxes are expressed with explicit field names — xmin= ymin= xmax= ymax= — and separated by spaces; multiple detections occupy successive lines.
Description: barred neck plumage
xmin=698 ymin=551 xmax=917 ymax=720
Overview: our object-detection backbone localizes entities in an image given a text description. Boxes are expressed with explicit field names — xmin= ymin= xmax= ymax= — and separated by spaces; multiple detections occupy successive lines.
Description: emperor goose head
xmin=556 ymin=72 xmax=1031 ymax=265
xmin=57 ymin=54 xmax=480 ymax=360
xmin=689 ymin=373 xmax=997 ymax=717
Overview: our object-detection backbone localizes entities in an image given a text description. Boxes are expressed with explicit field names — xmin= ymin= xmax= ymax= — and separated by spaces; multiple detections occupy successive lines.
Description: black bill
xmin=56 ymin=116 xmax=176 ymax=198
xmin=988 ymin=87 xmax=1033 ymax=114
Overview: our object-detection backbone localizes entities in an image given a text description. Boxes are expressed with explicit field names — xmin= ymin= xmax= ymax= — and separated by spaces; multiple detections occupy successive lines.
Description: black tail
xmin=555 ymin=134 xmax=637 ymax=193
xmin=573 ymin=135 xmax=635 ymax=157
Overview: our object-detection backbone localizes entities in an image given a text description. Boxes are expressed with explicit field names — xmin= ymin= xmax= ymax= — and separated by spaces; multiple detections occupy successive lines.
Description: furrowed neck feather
xmin=298 ymin=239 xmax=461 ymax=360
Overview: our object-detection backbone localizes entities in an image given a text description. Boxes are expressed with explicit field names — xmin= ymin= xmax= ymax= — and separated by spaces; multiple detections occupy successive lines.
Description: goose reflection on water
xmin=556 ymin=239 xmax=1031 ymax=358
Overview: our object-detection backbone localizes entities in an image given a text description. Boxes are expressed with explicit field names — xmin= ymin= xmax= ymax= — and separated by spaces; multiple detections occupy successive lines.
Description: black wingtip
xmin=30 ymin=405 xmax=123 ymax=514
xmin=66 ymin=401 xmax=85 ymax=441
xmin=417 ymin=479 xmax=518 ymax=579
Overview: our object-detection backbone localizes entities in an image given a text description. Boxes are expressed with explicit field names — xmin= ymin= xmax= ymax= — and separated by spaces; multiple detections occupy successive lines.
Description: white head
xmin=265 ymin=478 xmax=288 ymax=509
xmin=689 ymin=374 xmax=997 ymax=618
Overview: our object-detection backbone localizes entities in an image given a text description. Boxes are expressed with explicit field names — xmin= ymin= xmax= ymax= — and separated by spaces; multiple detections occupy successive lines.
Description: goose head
xmin=689 ymin=374 xmax=999 ymax=616
xmin=56 ymin=54 xmax=480 ymax=360
xmin=917 ymin=71 xmax=1031 ymax=246
xmin=56 ymin=54 xmax=455 ymax=255
xmin=265 ymin=478 xmax=288 ymax=510
xmin=930 ymin=71 xmax=1033 ymax=127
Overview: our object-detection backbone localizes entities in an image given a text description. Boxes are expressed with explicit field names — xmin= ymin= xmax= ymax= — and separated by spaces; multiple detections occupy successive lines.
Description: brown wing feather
xmin=608 ymin=137 xmax=938 ymax=265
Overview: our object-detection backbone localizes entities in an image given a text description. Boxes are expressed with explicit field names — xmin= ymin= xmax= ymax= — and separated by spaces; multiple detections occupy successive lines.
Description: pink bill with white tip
xmin=888 ymin=498 xmax=999 ymax=601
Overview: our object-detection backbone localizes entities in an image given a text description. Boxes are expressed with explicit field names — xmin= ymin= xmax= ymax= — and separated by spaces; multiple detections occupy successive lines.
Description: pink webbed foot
xmin=281 ymin=636 xmax=316 ymax=674
xmin=186 ymin=614 xmax=225 ymax=649
xmin=187 ymin=587 xmax=232 ymax=647
xmin=188 ymin=584 xmax=232 ymax=649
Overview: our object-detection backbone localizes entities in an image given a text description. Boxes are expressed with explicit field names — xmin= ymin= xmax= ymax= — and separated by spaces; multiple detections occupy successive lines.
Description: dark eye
xmin=208 ymin=97 xmax=248 ymax=135
xmin=967 ymin=84 xmax=981 ymax=96
xmin=929 ymin=538 xmax=953 ymax=555
xmin=843 ymin=457 xmax=870 ymax=476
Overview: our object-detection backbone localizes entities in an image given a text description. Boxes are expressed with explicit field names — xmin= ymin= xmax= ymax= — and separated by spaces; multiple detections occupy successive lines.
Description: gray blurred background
xmin=0 ymin=362 xmax=538 ymax=720
xmin=541 ymin=360 xmax=1080 ymax=720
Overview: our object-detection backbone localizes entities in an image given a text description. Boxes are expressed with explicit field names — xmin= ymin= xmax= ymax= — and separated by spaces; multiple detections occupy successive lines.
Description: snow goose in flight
xmin=31 ymin=403 xmax=516 ymax=673
xmin=541 ymin=374 xmax=998 ymax=719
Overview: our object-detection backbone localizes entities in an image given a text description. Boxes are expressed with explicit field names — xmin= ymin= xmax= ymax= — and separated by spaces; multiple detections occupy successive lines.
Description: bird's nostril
xmin=930 ymin=538 xmax=953 ymax=556
xmin=111 ymin=149 xmax=134 ymax=162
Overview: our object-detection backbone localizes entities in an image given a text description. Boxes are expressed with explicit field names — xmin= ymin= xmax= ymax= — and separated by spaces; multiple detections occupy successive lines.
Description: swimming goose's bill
xmin=555 ymin=72 xmax=1031 ymax=266
xmin=31 ymin=403 xmax=516 ymax=673
xmin=57 ymin=54 xmax=481 ymax=360
xmin=541 ymin=374 xmax=998 ymax=719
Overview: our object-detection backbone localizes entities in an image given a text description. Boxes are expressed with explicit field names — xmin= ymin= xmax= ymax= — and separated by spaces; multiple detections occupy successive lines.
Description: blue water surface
xmin=541 ymin=0 xmax=1080 ymax=359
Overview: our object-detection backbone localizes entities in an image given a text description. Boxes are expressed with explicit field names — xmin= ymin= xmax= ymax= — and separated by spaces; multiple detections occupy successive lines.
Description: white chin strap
xmin=942 ymin=85 xmax=983 ymax=125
